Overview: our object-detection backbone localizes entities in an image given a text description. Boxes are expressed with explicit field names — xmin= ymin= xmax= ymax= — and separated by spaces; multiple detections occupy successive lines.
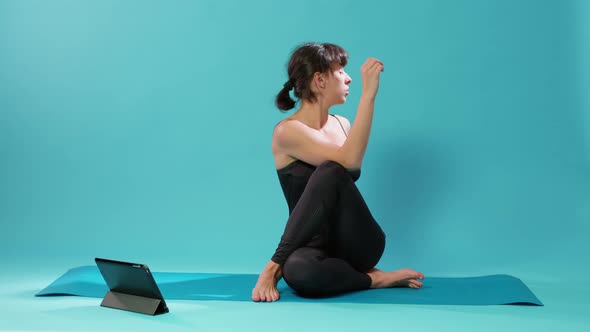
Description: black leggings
xmin=271 ymin=161 xmax=386 ymax=297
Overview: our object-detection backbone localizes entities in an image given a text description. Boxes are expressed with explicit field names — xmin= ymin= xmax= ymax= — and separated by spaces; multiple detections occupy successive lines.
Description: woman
xmin=252 ymin=43 xmax=424 ymax=302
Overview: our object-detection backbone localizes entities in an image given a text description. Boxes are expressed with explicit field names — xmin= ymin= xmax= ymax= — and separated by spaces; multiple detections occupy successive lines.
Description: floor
xmin=0 ymin=261 xmax=588 ymax=332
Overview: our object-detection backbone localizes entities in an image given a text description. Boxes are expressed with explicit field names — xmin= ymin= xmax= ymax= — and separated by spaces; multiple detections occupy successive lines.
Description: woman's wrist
xmin=359 ymin=94 xmax=376 ymax=105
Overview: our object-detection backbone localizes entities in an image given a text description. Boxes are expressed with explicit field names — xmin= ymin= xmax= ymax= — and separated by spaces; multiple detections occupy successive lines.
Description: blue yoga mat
xmin=36 ymin=266 xmax=543 ymax=306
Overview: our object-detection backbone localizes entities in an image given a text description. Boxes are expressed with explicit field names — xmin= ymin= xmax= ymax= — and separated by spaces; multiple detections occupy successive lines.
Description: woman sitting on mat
xmin=252 ymin=42 xmax=424 ymax=302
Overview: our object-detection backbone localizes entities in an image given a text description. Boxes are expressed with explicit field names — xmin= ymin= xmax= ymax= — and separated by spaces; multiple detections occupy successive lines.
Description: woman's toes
xmin=409 ymin=279 xmax=423 ymax=288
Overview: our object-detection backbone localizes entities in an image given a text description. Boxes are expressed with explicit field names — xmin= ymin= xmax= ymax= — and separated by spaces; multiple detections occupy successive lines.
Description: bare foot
xmin=368 ymin=268 xmax=424 ymax=289
xmin=252 ymin=261 xmax=283 ymax=302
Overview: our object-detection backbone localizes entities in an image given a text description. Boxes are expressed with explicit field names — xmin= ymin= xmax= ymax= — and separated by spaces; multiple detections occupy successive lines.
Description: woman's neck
xmin=295 ymin=99 xmax=330 ymax=130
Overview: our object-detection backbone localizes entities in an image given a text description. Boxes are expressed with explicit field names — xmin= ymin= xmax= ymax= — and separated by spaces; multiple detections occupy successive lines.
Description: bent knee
xmin=317 ymin=160 xmax=345 ymax=170
xmin=283 ymin=250 xmax=328 ymax=295
xmin=283 ymin=268 xmax=327 ymax=296
xmin=282 ymin=252 xmax=314 ymax=284
xmin=316 ymin=160 xmax=348 ymax=177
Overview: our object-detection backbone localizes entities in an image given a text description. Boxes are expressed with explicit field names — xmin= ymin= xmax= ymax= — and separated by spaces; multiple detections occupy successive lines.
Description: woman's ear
xmin=313 ymin=72 xmax=326 ymax=90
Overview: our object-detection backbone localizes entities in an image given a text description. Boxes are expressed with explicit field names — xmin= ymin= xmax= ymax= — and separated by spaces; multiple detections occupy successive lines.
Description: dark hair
xmin=275 ymin=42 xmax=348 ymax=111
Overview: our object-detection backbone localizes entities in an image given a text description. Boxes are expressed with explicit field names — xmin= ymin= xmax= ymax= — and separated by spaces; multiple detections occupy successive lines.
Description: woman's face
xmin=325 ymin=66 xmax=352 ymax=105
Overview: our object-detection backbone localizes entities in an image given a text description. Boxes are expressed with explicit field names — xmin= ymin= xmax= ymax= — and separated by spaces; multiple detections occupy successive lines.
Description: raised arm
xmin=274 ymin=58 xmax=384 ymax=170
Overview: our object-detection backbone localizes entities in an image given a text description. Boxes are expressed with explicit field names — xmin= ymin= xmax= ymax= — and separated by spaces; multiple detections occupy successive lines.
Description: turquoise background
xmin=1 ymin=0 xmax=588 ymax=283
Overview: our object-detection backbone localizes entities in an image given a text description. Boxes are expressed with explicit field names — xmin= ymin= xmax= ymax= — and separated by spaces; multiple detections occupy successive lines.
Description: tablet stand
xmin=101 ymin=291 xmax=168 ymax=315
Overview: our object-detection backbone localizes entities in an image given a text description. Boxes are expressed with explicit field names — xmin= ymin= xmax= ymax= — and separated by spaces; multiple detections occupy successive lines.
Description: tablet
xmin=95 ymin=257 xmax=169 ymax=315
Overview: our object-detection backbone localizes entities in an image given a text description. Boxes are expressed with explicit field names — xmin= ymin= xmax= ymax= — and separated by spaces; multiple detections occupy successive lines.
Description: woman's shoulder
xmin=272 ymin=118 xmax=303 ymax=150
xmin=273 ymin=117 xmax=300 ymax=136
xmin=272 ymin=119 xmax=306 ymax=169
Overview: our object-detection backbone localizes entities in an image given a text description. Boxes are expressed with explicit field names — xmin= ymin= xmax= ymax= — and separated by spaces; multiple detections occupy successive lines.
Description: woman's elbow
xmin=340 ymin=157 xmax=362 ymax=170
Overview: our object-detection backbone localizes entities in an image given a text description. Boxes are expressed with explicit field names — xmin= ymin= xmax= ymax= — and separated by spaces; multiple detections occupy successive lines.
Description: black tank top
xmin=276 ymin=115 xmax=361 ymax=214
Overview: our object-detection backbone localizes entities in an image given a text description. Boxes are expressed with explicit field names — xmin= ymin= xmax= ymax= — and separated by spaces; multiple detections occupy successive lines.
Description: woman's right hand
xmin=361 ymin=57 xmax=384 ymax=99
